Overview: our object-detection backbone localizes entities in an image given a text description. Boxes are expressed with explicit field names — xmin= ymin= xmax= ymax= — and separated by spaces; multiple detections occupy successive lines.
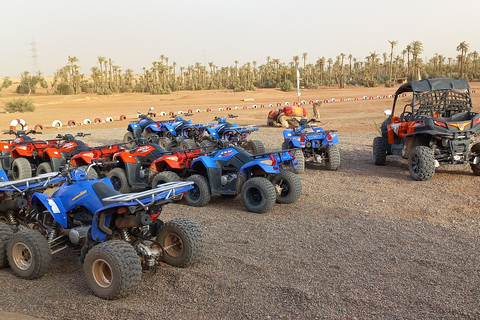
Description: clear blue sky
xmin=1 ymin=0 xmax=479 ymax=77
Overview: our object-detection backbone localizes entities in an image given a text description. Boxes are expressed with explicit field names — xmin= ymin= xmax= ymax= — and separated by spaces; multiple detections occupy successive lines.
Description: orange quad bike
xmin=373 ymin=78 xmax=480 ymax=181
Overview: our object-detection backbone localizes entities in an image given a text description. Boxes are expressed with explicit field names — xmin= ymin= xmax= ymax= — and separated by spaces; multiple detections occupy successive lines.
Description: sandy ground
xmin=0 ymin=83 xmax=480 ymax=319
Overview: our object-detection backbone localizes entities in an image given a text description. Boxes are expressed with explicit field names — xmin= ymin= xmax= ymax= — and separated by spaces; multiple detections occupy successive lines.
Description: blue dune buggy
xmin=281 ymin=118 xmax=340 ymax=173
xmin=0 ymin=166 xmax=204 ymax=299
xmin=184 ymin=140 xmax=302 ymax=213
xmin=202 ymin=115 xmax=265 ymax=154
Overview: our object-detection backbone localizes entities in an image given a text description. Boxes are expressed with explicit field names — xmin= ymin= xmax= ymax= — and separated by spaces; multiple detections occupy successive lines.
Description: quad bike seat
xmin=92 ymin=181 xmax=124 ymax=206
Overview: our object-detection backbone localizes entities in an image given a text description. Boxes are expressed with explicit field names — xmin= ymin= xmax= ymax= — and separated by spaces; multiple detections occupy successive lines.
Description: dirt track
xmin=0 ymin=84 xmax=480 ymax=319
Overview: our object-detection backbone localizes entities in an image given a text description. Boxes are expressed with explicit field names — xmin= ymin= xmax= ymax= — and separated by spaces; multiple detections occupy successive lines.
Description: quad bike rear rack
xmin=102 ymin=181 xmax=193 ymax=207
xmin=0 ymin=172 xmax=64 ymax=193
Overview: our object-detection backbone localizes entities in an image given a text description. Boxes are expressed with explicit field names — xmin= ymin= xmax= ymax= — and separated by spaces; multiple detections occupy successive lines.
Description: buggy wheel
xmin=78 ymin=165 xmax=99 ymax=179
xmin=325 ymin=145 xmax=340 ymax=170
xmin=185 ymin=174 xmax=211 ymax=207
xmin=0 ymin=223 xmax=13 ymax=268
xmin=146 ymin=133 xmax=160 ymax=144
xmin=12 ymin=158 xmax=32 ymax=180
xmin=158 ymin=137 xmax=173 ymax=151
xmin=84 ymin=240 xmax=142 ymax=300
xmin=123 ymin=131 xmax=136 ymax=149
xmin=241 ymin=177 xmax=276 ymax=213
xmin=373 ymin=136 xmax=387 ymax=166
xmin=151 ymin=171 xmax=180 ymax=188
xmin=179 ymin=139 xmax=197 ymax=150
xmin=157 ymin=217 xmax=205 ymax=267
xmin=36 ymin=162 xmax=52 ymax=175
xmin=408 ymin=146 xmax=435 ymax=181
xmin=199 ymin=139 xmax=215 ymax=152
xmin=7 ymin=229 xmax=51 ymax=279
xmin=270 ymin=170 xmax=302 ymax=204
xmin=243 ymin=140 xmax=265 ymax=155
xmin=470 ymin=143 xmax=480 ymax=175
xmin=107 ymin=168 xmax=132 ymax=193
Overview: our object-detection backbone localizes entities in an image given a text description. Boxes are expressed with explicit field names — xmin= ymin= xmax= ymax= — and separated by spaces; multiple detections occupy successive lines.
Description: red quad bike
xmin=69 ymin=143 xmax=127 ymax=178
xmin=374 ymin=78 xmax=480 ymax=180
xmin=1 ymin=130 xmax=52 ymax=180
xmin=105 ymin=138 xmax=205 ymax=193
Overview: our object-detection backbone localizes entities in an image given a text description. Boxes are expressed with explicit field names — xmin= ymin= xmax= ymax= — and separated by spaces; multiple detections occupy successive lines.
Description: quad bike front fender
xmin=206 ymin=127 xmax=220 ymax=140
xmin=31 ymin=193 xmax=68 ymax=228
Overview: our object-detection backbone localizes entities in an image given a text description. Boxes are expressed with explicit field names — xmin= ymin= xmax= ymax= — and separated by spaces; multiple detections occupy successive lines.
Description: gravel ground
xmin=1 ymin=126 xmax=480 ymax=319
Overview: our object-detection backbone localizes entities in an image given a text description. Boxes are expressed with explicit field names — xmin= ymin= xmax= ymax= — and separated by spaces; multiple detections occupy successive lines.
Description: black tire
xmin=7 ymin=229 xmax=51 ymax=279
xmin=185 ymin=174 xmax=211 ymax=207
xmin=292 ymin=149 xmax=305 ymax=174
xmin=373 ymin=136 xmax=387 ymax=166
xmin=84 ymin=240 xmax=142 ymax=300
xmin=243 ymin=140 xmax=265 ymax=155
xmin=179 ymin=139 xmax=197 ymax=150
xmin=325 ymin=145 xmax=340 ymax=171
xmin=146 ymin=132 xmax=160 ymax=144
xmin=107 ymin=168 xmax=132 ymax=193
xmin=36 ymin=162 xmax=52 ymax=175
xmin=12 ymin=158 xmax=32 ymax=180
xmin=151 ymin=171 xmax=180 ymax=188
xmin=0 ymin=223 xmax=13 ymax=268
xmin=270 ymin=170 xmax=302 ymax=204
xmin=123 ymin=131 xmax=136 ymax=149
xmin=470 ymin=143 xmax=480 ymax=175
xmin=158 ymin=137 xmax=173 ymax=151
xmin=157 ymin=217 xmax=205 ymax=267
xmin=281 ymin=141 xmax=290 ymax=150
xmin=408 ymin=146 xmax=435 ymax=181
xmin=78 ymin=165 xmax=99 ymax=180
xmin=199 ymin=139 xmax=215 ymax=152
xmin=240 ymin=177 xmax=276 ymax=213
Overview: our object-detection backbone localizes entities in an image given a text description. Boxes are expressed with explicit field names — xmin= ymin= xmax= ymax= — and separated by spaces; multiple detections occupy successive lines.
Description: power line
xmin=30 ymin=37 xmax=39 ymax=74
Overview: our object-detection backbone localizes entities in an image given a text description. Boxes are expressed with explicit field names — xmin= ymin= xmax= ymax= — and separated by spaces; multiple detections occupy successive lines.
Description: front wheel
xmin=158 ymin=137 xmax=173 ymax=151
xmin=123 ymin=131 xmax=136 ymax=149
xmin=7 ymin=229 xmax=51 ymax=279
xmin=470 ymin=143 xmax=480 ymax=175
xmin=157 ymin=217 xmax=205 ymax=267
xmin=84 ymin=240 xmax=142 ymax=300
xmin=408 ymin=146 xmax=435 ymax=181
xmin=325 ymin=145 xmax=340 ymax=170
xmin=291 ymin=149 xmax=305 ymax=174
xmin=78 ymin=165 xmax=99 ymax=180
xmin=373 ymin=136 xmax=387 ymax=166
xmin=151 ymin=171 xmax=180 ymax=188
xmin=240 ymin=177 xmax=276 ymax=213
xmin=270 ymin=170 xmax=302 ymax=204
xmin=107 ymin=168 xmax=132 ymax=193
xmin=12 ymin=158 xmax=32 ymax=180
xmin=146 ymin=133 xmax=160 ymax=144
xmin=0 ymin=223 xmax=13 ymax=268
xmin=185 ymin=175 xmax=211 ymax=207
xmin=179 ymin=139 xmax=197 ymax=150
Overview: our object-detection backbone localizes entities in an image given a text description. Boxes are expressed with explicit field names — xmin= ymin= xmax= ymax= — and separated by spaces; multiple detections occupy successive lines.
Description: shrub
xmin=280 ymin=80 xmax=294 ymax=92
xmin=55 ymin=82 xmax=74 ymax=95
xmin=4 ymin=98 xmax=35 ymax=113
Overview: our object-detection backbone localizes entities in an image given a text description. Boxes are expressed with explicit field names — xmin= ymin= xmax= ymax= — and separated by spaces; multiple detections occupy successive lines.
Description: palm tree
xmin=97 ymin=56 xmax=105 ymax=89
xmin=405 ymin=44 xmax=412 ymax=78
xmin=388 ymin=40 xmax=398 ymax=81
xmin=456 ymin=41 xmax=469 ymax=78
xmin=410 ymin=41 xmax=423 ymax=80
xmin=302 ymin=53 xmax=307 ymax=69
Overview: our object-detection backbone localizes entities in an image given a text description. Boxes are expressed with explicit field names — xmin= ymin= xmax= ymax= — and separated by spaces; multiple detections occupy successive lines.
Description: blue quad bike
xmin=154 ymin=114 xmax=213 ymax=151
xmin=184 ymin=140 xmax=303 ymax=213
xmin=201 ymin=114 xmax=265 ymax=154
xmin=281 ymin=118 xmax=340 ymax=173
xmin=0 ymin=166 xmax=204 ymax=300
xmin=123 ymin=107 xmax=168 ymax=148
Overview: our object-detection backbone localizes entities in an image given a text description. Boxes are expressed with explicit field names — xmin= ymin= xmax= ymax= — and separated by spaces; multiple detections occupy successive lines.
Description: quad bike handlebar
xmin=4 ymin=129 xmax=42 ymax=136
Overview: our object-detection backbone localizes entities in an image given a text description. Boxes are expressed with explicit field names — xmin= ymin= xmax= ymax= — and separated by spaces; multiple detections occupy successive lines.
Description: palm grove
xmin=3 ymin=40 xmax=479 ymax=96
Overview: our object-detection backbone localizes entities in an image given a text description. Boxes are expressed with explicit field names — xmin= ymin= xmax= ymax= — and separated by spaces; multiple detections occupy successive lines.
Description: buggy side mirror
xmin=384 ymin=110 xmax=392 ymax=116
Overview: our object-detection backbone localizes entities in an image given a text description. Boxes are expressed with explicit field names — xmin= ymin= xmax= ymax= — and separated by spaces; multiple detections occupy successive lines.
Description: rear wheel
xmin=146 ymin=133 xmax=160 ymax=144
xmin=373 ymin=136 xmax=387 ymax=166
xmin=12 ymin=158 xmax=32 ymax=180
xmin=243 ymin=140 xmax=265 ymax=155
xmin=107 ymin=168 xmax=131 ymax=193
xmin=241 ymin=177 xmax=276 ymax=213
xmin=158 ymin=137 xmax=173 ymax=151
xmin=151 ymin=171 xmax=180 ymax=188
xmin=179 ymin=139 xmax=197 ymax=150
xmin=7 ymin=229 xmax=51 ymax=279
xmin=185 ymin=174 xmax=211 ymax=207
xmin=123 ymin=132 xmax=136 ymax=149
xmin=157 ymin=217 xmax=205 ymax=267
xmin=291 ymin=149 xmax=305 ymax=174
xmin=408 ymin=146 xmax=435 ymax=181
xmin=78 ymin=165 xmax=99 ymax=179
xmin=0 ymin=223 xmax=13 ymax=268
xmin=270 ymin=170 xmax=302 ymax=204
xmin=199 ymin=139 xmax=215 ymax=152
xmin=36 ymin=162 xmax=52 ymax=175
xmin=84 ymin=240 xmax=142 ymax=300
xmin=325 ymin=145 xmax=340 ymax=170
